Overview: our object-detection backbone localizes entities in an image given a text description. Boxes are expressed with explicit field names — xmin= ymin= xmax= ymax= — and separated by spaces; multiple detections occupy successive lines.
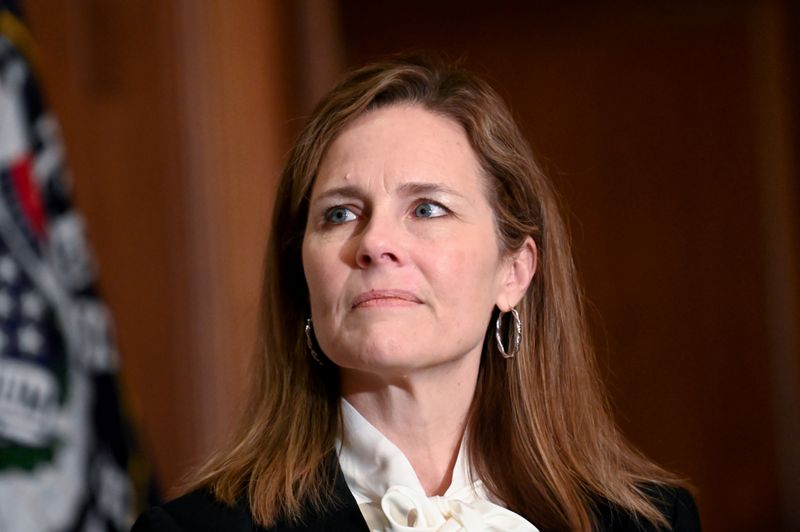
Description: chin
xmin=334 ymin=343 xmax=467 ymax=383
xmin=326 ymin=335 xmax=424 ymax=371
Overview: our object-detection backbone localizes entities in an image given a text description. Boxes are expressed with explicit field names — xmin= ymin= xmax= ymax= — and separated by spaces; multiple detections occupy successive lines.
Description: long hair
xmin=185 ymin=56 xmax=682 ymax=530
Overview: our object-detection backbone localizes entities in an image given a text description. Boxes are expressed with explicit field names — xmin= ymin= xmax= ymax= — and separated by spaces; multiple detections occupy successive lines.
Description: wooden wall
xmin=23 ymin=0 xmax=294 ymax=491
xmin=337 ymin=2 xmax=799 ymax=529
xmin=21 ymin=1 xmax=799 ymax=530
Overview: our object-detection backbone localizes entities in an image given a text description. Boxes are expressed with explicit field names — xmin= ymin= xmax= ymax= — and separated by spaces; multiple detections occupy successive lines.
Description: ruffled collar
xmin=337 ymin=399 xmax=539 ymax=531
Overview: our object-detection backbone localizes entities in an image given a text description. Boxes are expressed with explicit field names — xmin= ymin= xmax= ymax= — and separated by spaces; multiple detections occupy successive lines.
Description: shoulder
xmin=131 ymin=478 xmax=369 ymax=532
xmin=131 ymin=488 xmax=260 ymax=532
xmin=593 ymin=484 xmax=701 ymax=532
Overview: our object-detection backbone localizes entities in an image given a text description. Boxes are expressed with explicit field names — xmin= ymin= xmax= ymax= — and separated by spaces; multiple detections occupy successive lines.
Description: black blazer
xmin=132 ymin=464 xmax=700 ymax=532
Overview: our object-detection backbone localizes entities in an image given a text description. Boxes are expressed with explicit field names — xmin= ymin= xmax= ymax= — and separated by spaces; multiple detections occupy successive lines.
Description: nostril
xmin=357 ymin=253 xmax=372 ymax=267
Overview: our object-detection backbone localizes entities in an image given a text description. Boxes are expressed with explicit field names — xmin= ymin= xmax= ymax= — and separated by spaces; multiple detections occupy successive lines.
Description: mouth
xmin=351 ymin=289 xmax=423 ymax=309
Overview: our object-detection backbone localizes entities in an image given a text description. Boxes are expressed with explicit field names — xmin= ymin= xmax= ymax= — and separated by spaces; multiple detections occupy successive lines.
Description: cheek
xmin=303 ymin=242 xmax=342 ymax=316
xmin=429 ymin=243 xmax=501 ymax=305
xmin=302 ymin=242 xmax=325 ymax=310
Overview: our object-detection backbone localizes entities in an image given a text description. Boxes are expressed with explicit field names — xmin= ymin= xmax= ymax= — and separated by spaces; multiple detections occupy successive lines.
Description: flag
xmin=0 ymin=1 xmax=146 ymax=529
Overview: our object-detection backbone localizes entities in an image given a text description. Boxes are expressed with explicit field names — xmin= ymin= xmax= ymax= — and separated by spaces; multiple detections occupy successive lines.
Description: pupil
xmin=418 ymin=205 xmax=430 ymax=216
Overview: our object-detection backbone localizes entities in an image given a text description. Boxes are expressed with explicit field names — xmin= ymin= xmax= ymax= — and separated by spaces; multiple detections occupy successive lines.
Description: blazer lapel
xmin=272 ymin=455 xmax=370 ymax=532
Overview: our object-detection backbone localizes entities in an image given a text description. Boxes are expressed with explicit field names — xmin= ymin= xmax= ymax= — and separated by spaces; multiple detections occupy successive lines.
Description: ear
xmin=496 ymin=236 xmax=537 ymax=311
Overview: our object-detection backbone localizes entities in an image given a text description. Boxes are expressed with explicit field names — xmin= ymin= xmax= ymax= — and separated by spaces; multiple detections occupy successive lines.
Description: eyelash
xmin=412 ymin=200 xmax=450 ymax=218
xmin=323 ymin=206 xmax=358 ymax=225
xmin=322 ymin=199 xmax=451 ymax=225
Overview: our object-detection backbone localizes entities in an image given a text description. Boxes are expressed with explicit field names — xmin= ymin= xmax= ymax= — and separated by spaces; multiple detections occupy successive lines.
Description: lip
xmin=351 ymin=289 xmax=423 ymax=308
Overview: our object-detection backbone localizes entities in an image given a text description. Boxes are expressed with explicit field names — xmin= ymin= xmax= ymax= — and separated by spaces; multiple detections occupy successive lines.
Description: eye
xmin=324 ymin=206 xmax=358 ymax=224
xmin=413 ymin=201 xmax=448 ymax=218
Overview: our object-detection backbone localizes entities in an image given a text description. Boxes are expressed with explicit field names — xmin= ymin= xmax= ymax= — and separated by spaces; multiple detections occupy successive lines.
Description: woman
xmin=133 ymin=56 xmax=700 ymax=531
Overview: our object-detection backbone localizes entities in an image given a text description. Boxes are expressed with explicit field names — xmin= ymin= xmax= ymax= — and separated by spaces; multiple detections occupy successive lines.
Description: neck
xmin=340 ymin=354 xmax=480 ymax=496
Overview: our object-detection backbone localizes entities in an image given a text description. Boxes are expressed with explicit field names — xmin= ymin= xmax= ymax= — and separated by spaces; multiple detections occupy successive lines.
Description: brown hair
xmin=186 ymin=56 xmax=682 ymax=530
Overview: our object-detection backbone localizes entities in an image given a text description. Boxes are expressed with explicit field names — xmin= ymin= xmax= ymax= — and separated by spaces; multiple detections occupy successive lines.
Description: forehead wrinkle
xmin=378 ymin=159 xmax=391 ymax=197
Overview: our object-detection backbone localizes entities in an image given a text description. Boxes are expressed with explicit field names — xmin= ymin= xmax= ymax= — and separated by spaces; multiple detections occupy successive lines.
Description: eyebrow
xmin=312 ymin=185 xmax=364 ymax=203
xmin=397 ymin=181 xmax=465 ymax=198
xmin=312 ymin=181 xmax=466 ymax=203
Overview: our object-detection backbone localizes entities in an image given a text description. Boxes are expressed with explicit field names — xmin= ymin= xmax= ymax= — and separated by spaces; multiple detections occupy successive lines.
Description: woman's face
xmin=302 ymin=105 xmax=514 ymax=377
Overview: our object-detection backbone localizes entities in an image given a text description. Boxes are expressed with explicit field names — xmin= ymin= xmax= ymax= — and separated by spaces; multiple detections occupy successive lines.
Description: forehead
xmin=313 ymin=105 xmax=485 ymax=195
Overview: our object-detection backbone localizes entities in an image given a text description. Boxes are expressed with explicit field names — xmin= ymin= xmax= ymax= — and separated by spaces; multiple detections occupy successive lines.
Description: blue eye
xmin=413 ymin=202 xmax=447 ymax=218
xmin=325 ymin=206 xmax=357 ymax=224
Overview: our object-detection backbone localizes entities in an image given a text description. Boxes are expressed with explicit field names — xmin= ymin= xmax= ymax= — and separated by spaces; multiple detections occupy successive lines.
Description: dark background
xmin=24 ymin=1 xmax=800 ymax=530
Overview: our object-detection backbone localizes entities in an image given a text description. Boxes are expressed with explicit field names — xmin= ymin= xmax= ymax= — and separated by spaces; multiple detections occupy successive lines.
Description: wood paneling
xmin=338 ymin=2 xmax=798 ymax=530
xmin=19 ymin=1 xmax=798 ymax=529
xmin=23 ymin=0 xmax=293 ymax=492
xmin=24 ymin=0 xmax=193 ymax=492
xmin=170 ymin=0 xmax=290 ymax=467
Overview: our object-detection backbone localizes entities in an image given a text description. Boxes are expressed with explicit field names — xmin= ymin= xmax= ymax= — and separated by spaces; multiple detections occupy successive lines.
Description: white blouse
xmin=337 ymin=399 xmax=539 ymax=532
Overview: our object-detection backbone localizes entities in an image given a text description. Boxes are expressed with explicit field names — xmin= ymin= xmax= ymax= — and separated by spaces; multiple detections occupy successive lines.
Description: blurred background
xmin=18 ymin=1 xmax=799 ymax=530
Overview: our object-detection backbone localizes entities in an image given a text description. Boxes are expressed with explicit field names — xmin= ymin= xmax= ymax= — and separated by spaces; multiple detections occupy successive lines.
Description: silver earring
xmin=305 ymin=318 xmax=323 ymax=365
xmin=495 ymin=308 xmax=521 ymax=358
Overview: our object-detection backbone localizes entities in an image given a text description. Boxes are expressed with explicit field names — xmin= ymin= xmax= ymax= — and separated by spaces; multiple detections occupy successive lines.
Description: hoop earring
xmin=495 ymin=308 xmax=522 ymax=358
xmin=305 ymin=318 xmax=323 ymax=366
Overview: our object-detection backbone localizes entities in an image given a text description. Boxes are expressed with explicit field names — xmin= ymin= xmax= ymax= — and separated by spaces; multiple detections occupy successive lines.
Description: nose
xmin=355 ymin=214 xmax=403 ymax=268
